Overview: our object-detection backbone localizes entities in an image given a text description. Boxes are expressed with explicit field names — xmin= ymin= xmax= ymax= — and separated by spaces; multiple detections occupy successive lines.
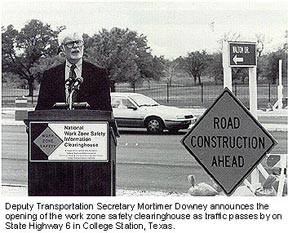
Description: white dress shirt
xmin=65 ymin=59 xmax=82 ymax=99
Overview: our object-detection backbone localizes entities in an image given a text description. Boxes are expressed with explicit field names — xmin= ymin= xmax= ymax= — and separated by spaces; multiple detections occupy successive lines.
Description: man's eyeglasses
xmin=64 ymin=40 xmax=84 ymax=48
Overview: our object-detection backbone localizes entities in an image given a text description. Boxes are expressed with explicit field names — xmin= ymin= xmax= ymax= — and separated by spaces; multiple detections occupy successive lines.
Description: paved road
xmin=2 ymin=124 xmax=287 ymax=193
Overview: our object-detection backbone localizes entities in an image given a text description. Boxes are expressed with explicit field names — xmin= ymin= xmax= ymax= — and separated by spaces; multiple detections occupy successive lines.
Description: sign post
xmin=181 ymin=89 xmax=277 ymax=195
xmin=249 ymin=66 xmax=258 ymax=117
xmin=222 ymin=41 xmax=232 ymax=90
xmin=278 ymin=60 xmax=283 ymax=110
xmin=223 ymin=41 xmax=260 ymax=185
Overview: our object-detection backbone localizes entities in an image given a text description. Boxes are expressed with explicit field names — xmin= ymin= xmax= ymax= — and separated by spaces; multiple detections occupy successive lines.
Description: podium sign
xmin=30 ymin=122 xmax=108 ymax=162
xmin=27 ymin=110 xmax=116 ymax=196
xmin=181 ymin=89 xmax=277 ymax=195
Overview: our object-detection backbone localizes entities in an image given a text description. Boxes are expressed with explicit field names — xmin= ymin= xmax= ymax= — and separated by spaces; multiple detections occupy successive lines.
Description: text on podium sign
xmin=30 ymin=122 xmax=108 ymax=162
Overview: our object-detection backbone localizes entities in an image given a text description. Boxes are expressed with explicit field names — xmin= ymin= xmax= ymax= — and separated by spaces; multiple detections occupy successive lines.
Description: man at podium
xmin=35 ymin=29 xmax=112 ymax=111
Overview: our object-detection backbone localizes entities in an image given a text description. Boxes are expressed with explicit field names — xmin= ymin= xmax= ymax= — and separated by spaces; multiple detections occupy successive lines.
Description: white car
xmin=111 ymin=92 xmax=197 ymax=134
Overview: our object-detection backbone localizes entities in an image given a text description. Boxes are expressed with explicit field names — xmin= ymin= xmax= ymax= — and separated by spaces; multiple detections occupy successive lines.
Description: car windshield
xmin=130 ymin=95 xmax=159 ymax=107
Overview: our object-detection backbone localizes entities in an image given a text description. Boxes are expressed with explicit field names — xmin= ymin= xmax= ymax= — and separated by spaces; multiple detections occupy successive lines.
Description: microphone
xmin=65 ymin=77 xmax=74 ymax=89
xmin=65 ymin=77 xmax=73 ymax=105
xmin=72 ymin=76 xmax=83 ymax=91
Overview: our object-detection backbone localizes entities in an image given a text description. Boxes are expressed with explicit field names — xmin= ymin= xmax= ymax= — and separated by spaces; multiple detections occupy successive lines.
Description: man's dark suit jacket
xmin=36 ymin=61 xmax=112 ymax=111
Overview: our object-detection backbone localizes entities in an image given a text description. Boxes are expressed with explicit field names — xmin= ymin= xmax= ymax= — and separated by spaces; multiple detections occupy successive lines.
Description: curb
xmin=1 ymin=185 xmax=190 ymax=197
xmin=1 ymin=185 xmax=253 ymax=196
xmin=2 ymin=119 xmax=287 ymax=131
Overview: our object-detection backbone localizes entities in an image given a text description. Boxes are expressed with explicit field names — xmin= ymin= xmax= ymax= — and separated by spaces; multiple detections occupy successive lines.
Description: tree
xmin=160 ymin=57 xmax=181 ymax=85
xmin=232 ymin=68 xmax=249 ymax=84
xmin=2 ymin=20 xmax=63 ymax=96
xmin=2 ymin=72 xmax=25 ymax=88
xmin=179 ymin=50 xmax=210 ymax=85
xmin=255 ymin=33 xmax=274 ymax=57
xmin=206 ymin=52 xmax=223 ymax=84
xmin=217 ymin=32 xmax=241 ymax=51
xmin=254 ymin=33 xmax=274 ymax=81
xmin=262 ymin=49 xmax=285 ymax=84
xmin=84 ymin=27 xmax=164 ymax=91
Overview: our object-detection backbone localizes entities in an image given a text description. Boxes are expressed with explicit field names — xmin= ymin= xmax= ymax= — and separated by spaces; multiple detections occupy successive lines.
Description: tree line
xmin=2 ymin=20 xmax=288 ymax=96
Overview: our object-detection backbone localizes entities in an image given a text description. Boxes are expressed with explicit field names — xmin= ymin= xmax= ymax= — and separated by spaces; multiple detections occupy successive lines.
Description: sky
xmin=1 ymin=0 xmax=288 ymax=59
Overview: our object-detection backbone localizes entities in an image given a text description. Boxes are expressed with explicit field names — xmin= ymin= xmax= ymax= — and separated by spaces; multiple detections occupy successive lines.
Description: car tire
xmin=146 ymin=117 xmax=164 ymax=134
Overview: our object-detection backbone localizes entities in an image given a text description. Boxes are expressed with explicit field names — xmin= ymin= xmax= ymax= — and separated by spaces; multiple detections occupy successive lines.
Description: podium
xmin=26 ymin=110 xmax=117 ymax=196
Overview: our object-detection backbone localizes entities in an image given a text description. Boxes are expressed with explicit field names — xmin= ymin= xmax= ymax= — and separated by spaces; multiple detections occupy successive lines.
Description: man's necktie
xmin=69 ymin=64 xmax=78 ymax=102
xmin=69 ymin=64 xmax=76 ymax=80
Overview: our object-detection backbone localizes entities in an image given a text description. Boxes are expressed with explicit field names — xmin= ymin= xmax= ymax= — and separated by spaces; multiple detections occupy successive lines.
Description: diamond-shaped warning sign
xmin=33 ymin=127 xmax=63 ymax=157
xmin=181 ymin=88 xmax=277 ymax=195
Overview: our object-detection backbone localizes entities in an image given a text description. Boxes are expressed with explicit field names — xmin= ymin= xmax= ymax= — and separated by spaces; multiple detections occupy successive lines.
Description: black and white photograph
xmin=1 ymin=0 xmax=287 ymax=232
